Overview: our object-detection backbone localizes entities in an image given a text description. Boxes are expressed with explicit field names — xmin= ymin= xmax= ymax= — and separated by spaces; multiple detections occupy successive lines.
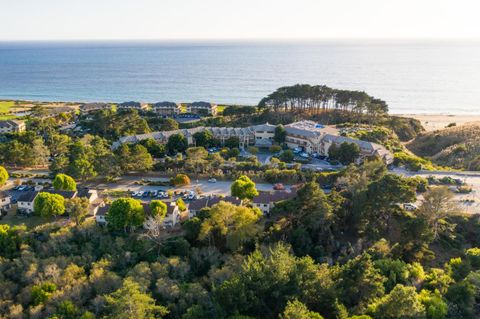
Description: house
xmin=17 ymin=191 xmax=38 ymax=214
xmin=79 ymin=103 xmax=112 ymax=113
xmin=151 ymin=102 xmax=182 ymax=116
xmin=186 ymin=102 xmax=218 ymax=116
xmin=16 ymin=189 xmax=91 ymax=214
xmin=252 ymin=190 xmax=297 ymax=215
xmin=77 ymin=189 xmax=99 ymax=203
xmin=117 ymin=101 xmax=148 ymax=111
xmin=96 ymin=201 xmax=181 ymax=228
xmin=0 ymin=120 xmax=26 ymax=133
xmin=95 ymin=205 xmax=109 ymax=225
xmin=0 ymin=192 xmax=12 ymax=212
xmin=187 ymin=196 xmax=241 ymax=218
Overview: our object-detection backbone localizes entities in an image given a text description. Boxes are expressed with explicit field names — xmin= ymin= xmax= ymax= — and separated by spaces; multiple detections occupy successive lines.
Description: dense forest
xmin=1 ymin=160 xmax=480 ymax=318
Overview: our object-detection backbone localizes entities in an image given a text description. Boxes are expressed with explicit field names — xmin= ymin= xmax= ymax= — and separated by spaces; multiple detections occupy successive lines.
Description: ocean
xmin=0 ymin=40 xmax=480 ymax=114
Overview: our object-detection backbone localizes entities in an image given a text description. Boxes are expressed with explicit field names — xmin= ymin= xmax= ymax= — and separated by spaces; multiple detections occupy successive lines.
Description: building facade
xmin=112 ymin=120 xmax=394 ymax=164
xmin=0 ymin=120 xmax=26 ymax=133
xmin=151 ymin=102 xmax=182 ymax=116
xmin=186 ymin=102 xmax=218 ymax=116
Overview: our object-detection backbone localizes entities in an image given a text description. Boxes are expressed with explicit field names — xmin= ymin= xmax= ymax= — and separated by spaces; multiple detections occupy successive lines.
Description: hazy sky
xmin=2 ymin=0 xmax=480 ymax=40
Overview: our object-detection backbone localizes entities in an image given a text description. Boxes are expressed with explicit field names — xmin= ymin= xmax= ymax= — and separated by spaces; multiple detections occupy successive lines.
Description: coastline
xmin=396 ymin=114 xmax=480 ymax=132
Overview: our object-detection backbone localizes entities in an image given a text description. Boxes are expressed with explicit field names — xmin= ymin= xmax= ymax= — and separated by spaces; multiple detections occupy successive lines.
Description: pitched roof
xmin=0 ymin=120 xmax=24 ymax=128
xmin=44 ymin=189 xmax=77 ymax=199
xmin=188 ymin=196 xmax=241 ymax=211
xmin=190 ymin=101 xmax=216 ymax=108
xmin=0 ymin=191 xmax=11 ymax=199
xmin=252 ymin=190 xmax=297 ymax=204
xmin=251 ymin=123 xmax=276 ymax=132
xmin=118 ymin=101 xmax=141 ymax=107
xmin=17 ymin=191 xmax=38 ymax=203
xmin=153 ymin=102 xmax=180 ymax=108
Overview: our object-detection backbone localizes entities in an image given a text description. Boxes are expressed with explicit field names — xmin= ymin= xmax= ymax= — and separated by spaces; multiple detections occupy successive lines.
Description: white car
xmin=300 ymin=152 xmax=310 ymax=158
xmin=208 ymin=178 xmax=217 ymax=183
xmin=403 ymin=203 xmax=418 ymax=211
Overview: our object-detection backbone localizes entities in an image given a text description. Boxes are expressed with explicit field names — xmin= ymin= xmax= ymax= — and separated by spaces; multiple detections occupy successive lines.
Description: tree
xmin=103 ymin=278 xmax=168 ymax=319
xmin=269 ymin=145 xmax=282 ymax=154
xmin=225 ymin=136 xmax=240 ymax=149
xmin=69 ymin=158 xmax=97 ymax=181
xmin=231 ymin=175 xmax=259 ymax=200
xmin=171 ymin=174 xmax=191 ymax=187
xmin=0 ymin=166 xmax=8 ymax=186
xmin=33 ymin=192 xmax=66 ymax=218
xmin=140 ymin=138 xmax=166 ymax=158
xmin=117 ymin=144 xmax=154 ymax=173
xmin=274 ymin=125 xmax=287 ymax=144
xmin=247 ymin=146 xmax=259 ymax=155
xmin=417 ymin=186 xmax=459 ymax=240
xmin=167 ymin=133 xmax=188 ymax=154
xmin=52 ymin=173 xmax=77 ymax=191
xmin=279 ymin=150 xmax=295 ymax=163
xmin=31 ymin=282 xmax=57 ymax=306
xmin=149 ymin=200 xmax=167 ymax=220
xmin=367 ymin=284 xmax=425 ymax=318
xmin=329 ymin=142 xmax=360 ymax=165
xmin=176 ymin=198 xmax=187 ymax=212
xmin=193 ymin=130 xmax=214 ymax=147
xmin=199 ymin=201 xmax=260 ymax=251
xmin=66 ymin=197 xmax=90 ymax=225
xmin=281 ymin=299 xmax=324 ymax=319
xmin=106 ymin=198 xmax=145 ymax=232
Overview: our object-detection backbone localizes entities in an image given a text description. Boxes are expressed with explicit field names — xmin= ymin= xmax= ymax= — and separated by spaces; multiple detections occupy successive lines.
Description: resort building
xmin=0 ymin=120 xmax=26 ymax=133
xmin=117 ymin=101 xmax=148 ymax=111
xmin=186 ymin=102 xmax=218 ymax=116
xmin=151 ymin=102 xmax=182 ymax=116
xmin=251 ymin=123 xmax=276 ymax=147
xmin=112 ymin=120 xmax=394 ymax=164
xmin=79 ymin=103 xmax=112 ymax=113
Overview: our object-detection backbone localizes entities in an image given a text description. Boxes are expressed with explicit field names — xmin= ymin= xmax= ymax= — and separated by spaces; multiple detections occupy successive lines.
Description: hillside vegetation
xmin=407 ymin=123 xmax=480 ymax=170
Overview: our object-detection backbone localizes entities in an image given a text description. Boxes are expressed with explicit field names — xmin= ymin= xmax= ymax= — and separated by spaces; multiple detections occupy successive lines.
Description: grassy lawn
xmin=1 ymin=210 xmax=53 ymax=228
xmin=0 ymin=101 xmax=19 ymax=119
xmin=0 ymin=101 xmax=15 ymax=113
xmin=217 ymin=105 xmax=226 ymax=114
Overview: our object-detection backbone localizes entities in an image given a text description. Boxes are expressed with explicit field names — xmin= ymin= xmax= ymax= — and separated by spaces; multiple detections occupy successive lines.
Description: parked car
xmin=299 ymin=152 xmax=310 ymax=158
xmin=403 ymin=203 xmax=418 ymax=211
xmin=142 ymin=191 xmax=149 ymax=197
xmin=150 ymin=191 xmax=158 ymax=197
xmin=273 ymin=183 xmax=285 ymax=190
xmin=208 ymin=178 xmax=217 ymax=183
xmin=293 ymin=147 xmax=302 ymax=154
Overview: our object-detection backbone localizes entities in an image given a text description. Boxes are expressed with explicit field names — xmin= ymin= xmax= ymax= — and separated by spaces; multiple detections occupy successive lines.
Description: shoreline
xmin=396 ymin=114 xmax=480 ymax=132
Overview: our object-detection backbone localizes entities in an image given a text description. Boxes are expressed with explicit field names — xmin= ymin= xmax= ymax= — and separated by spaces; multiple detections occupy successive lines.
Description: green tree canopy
xmin=52 ymin=173 xmax=77 ymax=191
xmin=231 ymin=175 xmax=259 ymax=200
xmin=33 ymin=192 xmax=66 ymax=218
xmin=104 ymin=278 xmax=168 ymax=319
xmin=199 ymin=201 xmax=260 ymax=251
xmin=149 ymin=200 xmax=167 ymax=220
xmin=106 ymin=198 xmax=145 ymax=232
xmin=329 ymin=142 xmax=361 ymax=165
xmin=274 ymin=125 xmax=287 ymax=144
xmin=167 ymin=133 xmax=188 ymax=154
xmin=0 ymin=165 xmax=8 ymax=186
xmin=65 ymin=197 xmax=90 ymax=225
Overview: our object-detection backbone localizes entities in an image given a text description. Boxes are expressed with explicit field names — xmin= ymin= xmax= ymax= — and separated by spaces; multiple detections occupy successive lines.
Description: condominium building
xmin=151 ymin=102 xmax=182 ymax=116
xmin=186 ymin=102 xmax=218 ymax=116
xmin=0 ymin=120 xmax=26 ymax=133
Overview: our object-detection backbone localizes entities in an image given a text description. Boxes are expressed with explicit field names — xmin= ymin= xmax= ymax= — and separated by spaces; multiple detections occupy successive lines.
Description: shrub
xmin=171 ymin=174 xmax=191 ymax=186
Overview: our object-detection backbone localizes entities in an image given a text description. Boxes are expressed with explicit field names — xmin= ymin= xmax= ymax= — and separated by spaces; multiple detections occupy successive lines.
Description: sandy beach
xmin=398 ymin=114 xmax=480 ymax=132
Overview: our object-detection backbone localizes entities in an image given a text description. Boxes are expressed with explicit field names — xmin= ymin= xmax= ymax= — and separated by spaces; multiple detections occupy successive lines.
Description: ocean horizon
xmin=1 ymin=39 xmax=480 ymax=114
